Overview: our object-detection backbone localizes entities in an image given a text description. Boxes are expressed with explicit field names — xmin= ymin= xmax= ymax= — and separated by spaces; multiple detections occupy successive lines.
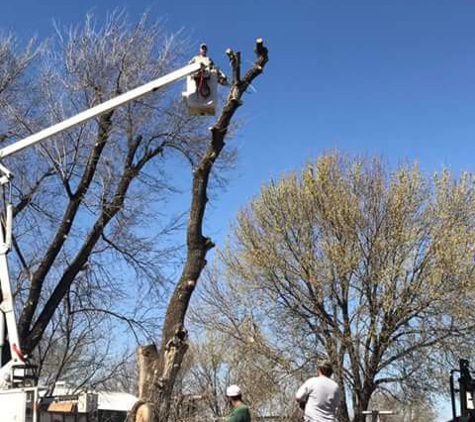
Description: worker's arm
xmin=295 ymin=380 xmax=310 ymax=401
xmin=295 ymin=380 xmax=310 ymax=409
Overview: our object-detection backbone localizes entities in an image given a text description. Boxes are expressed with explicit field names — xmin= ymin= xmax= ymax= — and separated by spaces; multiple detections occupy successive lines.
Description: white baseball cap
xmin=226 ymin=385 xmax=241 ymax=397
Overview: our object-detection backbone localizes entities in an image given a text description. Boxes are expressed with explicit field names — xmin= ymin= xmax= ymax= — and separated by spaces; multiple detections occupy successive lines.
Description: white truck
xmin=0 ymin=60 xmax=219 ymax=422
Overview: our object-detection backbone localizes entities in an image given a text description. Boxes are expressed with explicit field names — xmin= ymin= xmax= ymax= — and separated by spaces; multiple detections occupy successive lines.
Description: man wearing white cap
xmin=190 ymin=43 xmax=213 ymax=67
xmin=189 ymin=43 xmax=228 ymax=86
xmin=226 ymin=385 xmax=251 ymax=422
xmin=295 ymin=360 xmax=340 ymax=422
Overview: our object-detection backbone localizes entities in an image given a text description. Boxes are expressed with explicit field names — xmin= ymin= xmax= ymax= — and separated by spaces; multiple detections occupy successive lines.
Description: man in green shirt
xmin=226 ymin=385 xmax=251 ymax=422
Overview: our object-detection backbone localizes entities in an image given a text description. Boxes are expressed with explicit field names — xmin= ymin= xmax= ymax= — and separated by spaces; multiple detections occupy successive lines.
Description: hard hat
xmin=226 ymin=385 xmax=241 ymax=397
xmin=200 ymin=43 xmax=208 ymax=49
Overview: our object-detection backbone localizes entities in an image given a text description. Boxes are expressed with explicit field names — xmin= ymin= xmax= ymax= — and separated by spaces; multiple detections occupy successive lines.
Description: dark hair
xmin=229 ymin=394 xmax=242 ymax=401
xmin=319 ymin=366 xmax=333 ymax=377
xmin=317 ymin=360 xmax=334 ymax=377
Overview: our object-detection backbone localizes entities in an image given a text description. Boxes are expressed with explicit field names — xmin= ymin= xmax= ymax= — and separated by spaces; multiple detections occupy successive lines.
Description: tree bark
xmin=129 ymin=39 xmax=269 ymax=422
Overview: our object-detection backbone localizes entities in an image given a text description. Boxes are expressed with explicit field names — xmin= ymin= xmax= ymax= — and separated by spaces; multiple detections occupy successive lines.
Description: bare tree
xmin=0 ymin=10 xmax=240 ymax=392
xmin=35 ymin=286 xmax=139 ymax=391
xmin=194 ymin=153 xmax=475 ymax=422
xmin=191 ymin=266 xmax=315 ymax=421
xmin=129 ymin=40 xmax=269 ymax=422
xmin=0 ymin=11 xmax=212 ymax=361
xmin=167 ymin=328 xmax=296 ymax=422
xmin=0 ymin=10 xmax=270 ymax=422
xmin=368 ymin=392 xmax=438 ymax=422
xmin=0 ymin=34 xmax=40 ymax=143
xmin=185 ymin=333 xmax=229 ymax=420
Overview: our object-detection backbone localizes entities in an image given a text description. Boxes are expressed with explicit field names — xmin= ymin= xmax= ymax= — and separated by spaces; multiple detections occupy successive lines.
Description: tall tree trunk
xmin=129 ymin=39 xmax=269 ymax=422
xmin=352 ymin=387 xmax=374 ymax=422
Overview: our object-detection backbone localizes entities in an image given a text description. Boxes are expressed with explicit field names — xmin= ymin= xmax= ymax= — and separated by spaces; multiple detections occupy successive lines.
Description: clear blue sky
xmin=3 ymin=1 xmax=475 ymax=238
xmin=3 ymin=1 xmax=474 ymax=419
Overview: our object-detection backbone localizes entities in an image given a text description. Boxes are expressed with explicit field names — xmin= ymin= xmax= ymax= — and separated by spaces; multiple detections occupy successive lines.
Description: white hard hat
xmin=226 ymin=385 xmax=241 ymax=397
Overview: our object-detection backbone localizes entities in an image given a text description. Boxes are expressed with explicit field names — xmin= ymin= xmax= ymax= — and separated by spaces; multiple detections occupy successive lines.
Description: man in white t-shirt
xmin=295 ymin=360 xmax=340 ymax=422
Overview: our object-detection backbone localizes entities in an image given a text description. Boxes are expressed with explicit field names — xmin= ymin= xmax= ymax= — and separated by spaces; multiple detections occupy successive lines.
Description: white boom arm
xmin=0 ymin=61 xmax=202 ymax=388
xmin=0 ymin=61 xmax=202 ymax=160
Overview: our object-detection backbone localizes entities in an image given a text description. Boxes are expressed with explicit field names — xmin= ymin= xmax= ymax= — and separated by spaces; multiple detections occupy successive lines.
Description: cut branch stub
xmin=138 ymin=344 xmax=159 ymax=399
xmin=211 ymin=38 xmax=269 ymax=147
xmin=226 ymin=48 xmax=241 ymax=84
xmin=255 ymin=37 xmax=267 ymax=57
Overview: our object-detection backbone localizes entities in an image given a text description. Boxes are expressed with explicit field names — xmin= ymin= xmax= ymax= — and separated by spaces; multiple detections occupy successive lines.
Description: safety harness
xmin=195 ymin=70 xmax=211 ymax=98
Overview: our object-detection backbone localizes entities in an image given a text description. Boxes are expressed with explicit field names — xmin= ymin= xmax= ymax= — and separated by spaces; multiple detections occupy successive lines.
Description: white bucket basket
xmin=183 ymin=68 xmax=218 ymax=116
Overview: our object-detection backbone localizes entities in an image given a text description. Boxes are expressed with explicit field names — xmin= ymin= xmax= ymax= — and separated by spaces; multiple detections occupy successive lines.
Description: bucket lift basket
xmin=183 ymin=68 xmax=218 ymax=116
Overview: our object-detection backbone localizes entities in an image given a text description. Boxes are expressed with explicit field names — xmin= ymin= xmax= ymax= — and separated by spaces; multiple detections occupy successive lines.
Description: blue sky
xmin=2 ymin=1 xmax=474 ymax=419
xmin=3 ymin=1 xmax=475 ymax=242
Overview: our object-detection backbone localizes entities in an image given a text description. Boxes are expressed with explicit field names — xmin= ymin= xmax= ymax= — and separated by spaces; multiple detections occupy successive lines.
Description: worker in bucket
xmin=295 ymin=360 xmax=340 ymax=422
xmin=190 ymin=43 xmax=213 ymax=67
xmin=226 ymin=385 xmax=251 ymax=422
xmin=189 ymin=43 xmax=228 ymax=97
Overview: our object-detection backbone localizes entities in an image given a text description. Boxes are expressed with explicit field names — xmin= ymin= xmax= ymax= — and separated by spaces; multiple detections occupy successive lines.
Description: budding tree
xmin=194 ymin=153 xmax=475 ymax=422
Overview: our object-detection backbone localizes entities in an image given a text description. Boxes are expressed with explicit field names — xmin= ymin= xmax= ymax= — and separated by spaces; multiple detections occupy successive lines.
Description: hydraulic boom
xmin=0 ymin=60 xmax=204 ymax=390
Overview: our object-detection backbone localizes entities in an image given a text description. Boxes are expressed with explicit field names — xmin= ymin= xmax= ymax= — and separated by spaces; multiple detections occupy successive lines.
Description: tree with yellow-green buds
xmin=196 ymin=152 xmax=475 ymax=422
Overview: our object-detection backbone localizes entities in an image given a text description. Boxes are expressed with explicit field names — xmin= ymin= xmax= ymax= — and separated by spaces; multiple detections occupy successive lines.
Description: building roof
xmin=97 ymin=391 xmax=138 ymax=412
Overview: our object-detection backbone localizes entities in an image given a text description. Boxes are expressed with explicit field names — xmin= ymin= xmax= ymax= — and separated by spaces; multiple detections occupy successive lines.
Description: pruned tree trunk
xmin=128 ymin=39 xmax=269 ymax=422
